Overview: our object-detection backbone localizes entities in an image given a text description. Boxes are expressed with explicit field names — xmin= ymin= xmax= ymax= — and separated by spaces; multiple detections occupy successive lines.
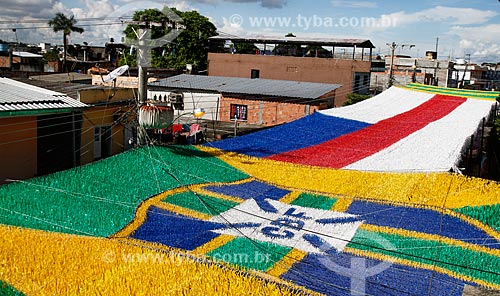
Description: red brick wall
xmin=220 ymin=96 xmax=319 ymax=126
xmin=208 ymin=53 xmax=370 ymax=106
xmin=0 ymin=56 xmax=10 ymax=68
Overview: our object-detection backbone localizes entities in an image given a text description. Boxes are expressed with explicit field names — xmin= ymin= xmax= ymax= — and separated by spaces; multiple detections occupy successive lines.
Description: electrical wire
xmin=136 ymin=141 xmax=471 ymax=295
xmin=1 ymin=71 xmax=373 ymax=133
xmin=0 ymin=33 xmax=500 ymax=292
xmin=2 ymin=138 xmax=496 ymax=294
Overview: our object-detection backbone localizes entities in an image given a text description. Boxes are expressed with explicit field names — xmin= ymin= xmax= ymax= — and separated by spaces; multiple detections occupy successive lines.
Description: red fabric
xmin=171 ymin=124 xmax=183 ymax=133
xmin=267 ymin=95 xmax=467 ymax=168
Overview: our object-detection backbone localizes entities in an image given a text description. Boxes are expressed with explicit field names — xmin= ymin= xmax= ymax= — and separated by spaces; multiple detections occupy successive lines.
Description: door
xmin=94 ymin=126 xmax=112 ymax=160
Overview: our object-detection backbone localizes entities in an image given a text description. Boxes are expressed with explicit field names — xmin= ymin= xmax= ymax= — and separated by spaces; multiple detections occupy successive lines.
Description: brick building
xmin=370 ymin=54 xmax=453 ymax=92
xmin=207 ymin=35 xmax=374 ymax=106
xmin=0 ymin=78 xmax=88 ymax=184
xmin=148 ymin=74 xmax=341 ymax=126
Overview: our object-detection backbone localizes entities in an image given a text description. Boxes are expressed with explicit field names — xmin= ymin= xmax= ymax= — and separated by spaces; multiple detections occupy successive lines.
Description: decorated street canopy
xmin=208 ymin=86 xmax=499 ymax=172
xmin=1 ymin=85 xmax=500 ymax=296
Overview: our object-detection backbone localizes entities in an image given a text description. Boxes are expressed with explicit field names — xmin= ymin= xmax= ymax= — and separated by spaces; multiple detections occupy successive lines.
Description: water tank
xmin=0 ymin=44 xmax=9 ymax=53
xmin=138 ymin=105 xmax=175 ymax=128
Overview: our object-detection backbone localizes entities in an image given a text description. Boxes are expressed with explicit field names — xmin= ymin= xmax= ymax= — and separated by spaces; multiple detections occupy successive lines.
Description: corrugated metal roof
xmin=29 ymin=73 xmax=92 ymax=83
xmin=12 ymin=51 xmax=43 ymax=58
xmin=150 ymin=74 xmax=341 ymax=99
xmin=0 ymin=77 xmax=88 ymax=113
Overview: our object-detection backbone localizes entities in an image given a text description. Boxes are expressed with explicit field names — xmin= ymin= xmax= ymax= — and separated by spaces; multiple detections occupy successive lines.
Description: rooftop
xmin=12 ymin=51 xmax=43 ymax=58
xmin=0 ymin=77 xmax=88 ymax=116
xmin=29 ymin=73 xmax=92 ymax=83
xmin=150 ymin=74 xmax=342 ymax=99
xmin=209 ymin=33 xmax=375 ymax=49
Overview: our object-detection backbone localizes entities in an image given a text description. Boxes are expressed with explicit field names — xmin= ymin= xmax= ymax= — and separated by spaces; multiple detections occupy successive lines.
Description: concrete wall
xmin=78 ymin=88 xmax=136 ymax=104
xmin=92 ymin=75 xmax=159 ymax=88
xmin=219 ymin=96 xmax=319 ymax=126
xmin=371 ymin=57 xmax=452 ymax=92
xmin=0 ymin=56 xmax=43 ymax=72
xmin=80 ymin=107 xmax=126 ymax=165
xmin=0 ymin=117 xmax=37 ymax=184
xmin=78 ymin=88 xmax=134 ymax=165
xmin=208 ymin=53 xmax=370 ymax=106
xmin=147 ymin=90 xmax=222 ymax=122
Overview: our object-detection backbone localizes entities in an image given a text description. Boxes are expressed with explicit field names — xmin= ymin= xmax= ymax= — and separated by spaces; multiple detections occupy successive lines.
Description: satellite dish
xmin=103 ymin=65 xmax=129 ymax=82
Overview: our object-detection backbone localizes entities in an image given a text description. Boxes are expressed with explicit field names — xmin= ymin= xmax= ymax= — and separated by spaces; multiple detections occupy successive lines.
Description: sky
xmin=0 ymin=0 xmax=500 ymax=63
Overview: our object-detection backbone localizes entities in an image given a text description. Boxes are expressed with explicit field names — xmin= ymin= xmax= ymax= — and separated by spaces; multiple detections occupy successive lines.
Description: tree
xmin=48 ymin=13 xmax=84 ymax=72
xmin=124 ymin=8 xmax=217 ymax=71
xmin=234 ymin=42 xmax=259 ymax=54
xmin=342 ymin=93 xmax=371 ymax=106
xmin=43 ymin=48 xmax=59 ymax=62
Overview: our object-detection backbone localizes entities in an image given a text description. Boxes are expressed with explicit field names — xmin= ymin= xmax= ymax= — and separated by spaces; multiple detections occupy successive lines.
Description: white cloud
xmin=189 ymin=0 xmax=286 ymax=8
xmin=0 ymin=0 xmax=200 ymax=46
xmin=218 ymin=15 xmax=246 ymax=36
xmin=381 ymin=6 xmax=496 ymax=28
xmin=331 ymin=0 xmax=377 ymax=8
xmin=0 ymin=0 xmax=59 ymax=18
xmin=219 ymin=0 xmax=286 ymax=8
xmin=451 ymin=24 xmax=500 ymax=61
xmin=71 ymin=0 xmax=195 ymax=45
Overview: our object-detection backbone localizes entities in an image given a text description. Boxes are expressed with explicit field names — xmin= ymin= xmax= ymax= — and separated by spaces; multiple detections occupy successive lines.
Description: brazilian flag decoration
xmin=1 ymin=85 xmax=500 ymax=295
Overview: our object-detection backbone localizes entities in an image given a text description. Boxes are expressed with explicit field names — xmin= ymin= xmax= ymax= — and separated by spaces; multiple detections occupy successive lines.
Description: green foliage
xmin=342 ymin=93 xmax=372 ymax=106
xmin=48 ymin=13 xmax=84 ymax=35
xmin=234 ymin=42 xmax=259 ymax=54
xmin=124 ymin=7 xmax=217 ymax=71
xmin=0 ymin=146 xmax=248 ymax=237
xmin=273 ymin=42 xmax=301 ymax=56
xmin=119 ymin=50 xmax=137 ymax=67
xmin=48 ymin=13 xmax=84 ymax=71
xmin=43 ymin=49 xmax=59 ymax=62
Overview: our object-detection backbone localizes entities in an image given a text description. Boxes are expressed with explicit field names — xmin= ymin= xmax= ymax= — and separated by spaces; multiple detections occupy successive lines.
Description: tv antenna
xmin=103 ymin=64 xmax=129 ymax=83
xmin=101 ymin=64 xmax=129 ymax=99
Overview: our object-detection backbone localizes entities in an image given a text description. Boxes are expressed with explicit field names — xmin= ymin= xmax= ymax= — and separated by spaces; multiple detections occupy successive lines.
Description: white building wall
xmin=147 ymin=90 xmax=221 ymax=121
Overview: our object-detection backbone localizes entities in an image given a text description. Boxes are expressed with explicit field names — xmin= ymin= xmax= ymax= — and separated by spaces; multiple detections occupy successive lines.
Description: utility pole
xmin=459 ymin=54 xmax=472 ymax=89
xmin=124 ymin=10 xmax=184 ymax=146
xmin=387 ymin=42 xmax=396 ymax=88
xmin=126 ymin=17 xmax=153 ymax=146
xmin=386 ymin=42 xmax=415 ymax=88
xmin=433 ymin=37 xmax=439 ymax=86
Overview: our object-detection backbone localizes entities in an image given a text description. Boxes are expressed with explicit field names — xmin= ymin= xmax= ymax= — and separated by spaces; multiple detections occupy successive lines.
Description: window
xmin=230 ymin=104 xmax=248 ymax=121
xmin=251 ymin=69 xmax=260 ymax=79
xmin=353 ymin=72 xmax=370 ymax=95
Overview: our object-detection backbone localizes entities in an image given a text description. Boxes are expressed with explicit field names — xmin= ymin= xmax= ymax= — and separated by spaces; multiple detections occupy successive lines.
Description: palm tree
xmin=48 ymin=13 xmax=84 ymax=72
